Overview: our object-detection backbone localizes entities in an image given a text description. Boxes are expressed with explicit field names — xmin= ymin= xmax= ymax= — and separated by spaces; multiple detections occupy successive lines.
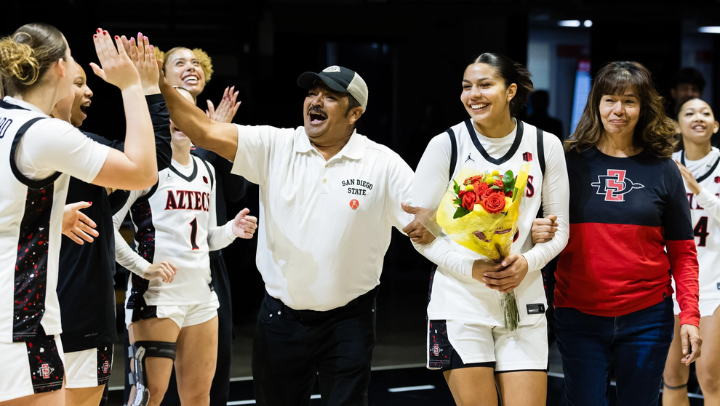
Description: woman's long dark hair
xmin=565 ymin=61 xmax=677 ymax=157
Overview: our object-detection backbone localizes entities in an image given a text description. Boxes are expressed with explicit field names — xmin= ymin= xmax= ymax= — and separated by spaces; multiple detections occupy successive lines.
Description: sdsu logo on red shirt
xmin=591 ymin=169 xmax=645 ymax=202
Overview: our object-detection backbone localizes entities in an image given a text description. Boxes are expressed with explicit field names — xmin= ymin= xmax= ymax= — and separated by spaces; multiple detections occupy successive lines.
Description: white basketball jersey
xmin=673 ymin=148 xmax=720 ymax=303
xmin=428 ymin=120 xmax=553 ymax=327
xmin=0 ymin=101 xmax=68 ymax=343
xmin=125 ymin=156 xmax=218 ymax=307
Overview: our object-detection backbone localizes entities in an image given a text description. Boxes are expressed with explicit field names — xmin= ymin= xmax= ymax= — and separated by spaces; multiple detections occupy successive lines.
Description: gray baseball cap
xmin=297 ymin=65 xmax=368 ymax=112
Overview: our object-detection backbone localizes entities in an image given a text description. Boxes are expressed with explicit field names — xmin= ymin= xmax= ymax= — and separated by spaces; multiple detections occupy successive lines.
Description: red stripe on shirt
xmin=555 ymin=223 xmax=674 ymax=319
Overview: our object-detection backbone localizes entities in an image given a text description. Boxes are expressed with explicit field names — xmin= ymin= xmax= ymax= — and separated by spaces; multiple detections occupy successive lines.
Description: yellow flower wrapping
xmin=436 ymin=164 xmax=530 ymax=260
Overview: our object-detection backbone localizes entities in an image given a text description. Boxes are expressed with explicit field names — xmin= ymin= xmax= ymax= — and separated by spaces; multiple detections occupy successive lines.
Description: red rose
xmin=481 ymin=187 xmax=496 ymax=200
xmin=475 ymin=182 xmax=488 ymax=193
xmin=461 ymin=191 xmax=477 ymax=210
xmin=459 ymin=190 xmax=466 ymax=198
xmin=494 ymin=179 xmax=504 ymax=187
xmin=481 ymin=193 xmax=506 ymax=214
xmin=505 ymin=190 xmax=513 ymax=197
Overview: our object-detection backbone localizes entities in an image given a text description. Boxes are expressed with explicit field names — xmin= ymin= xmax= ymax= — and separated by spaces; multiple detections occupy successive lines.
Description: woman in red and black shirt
xmin=552 ymin=61 xmax=702 ymax=406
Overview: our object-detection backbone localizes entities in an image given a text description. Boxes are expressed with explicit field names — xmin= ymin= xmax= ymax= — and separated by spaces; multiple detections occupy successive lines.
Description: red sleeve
xmin=667 ymin=240 xmax=700 ymax=326
xmin=663 ymin=162 xmax=700 ymax=326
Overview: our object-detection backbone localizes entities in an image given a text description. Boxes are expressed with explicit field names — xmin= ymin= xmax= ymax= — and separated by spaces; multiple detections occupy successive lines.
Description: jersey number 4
xmin=189 ymin=218 xmax=200 ymax=250
xmin=694 ymin=216 xmax=709 ymax=247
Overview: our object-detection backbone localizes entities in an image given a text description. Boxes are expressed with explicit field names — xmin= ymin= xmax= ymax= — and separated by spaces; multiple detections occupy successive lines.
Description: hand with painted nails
xmin=62 ymin=201 xmax=99 ymax=245
xmin=207 ymin=86 xmax=241 ymax=123
xmin=89 ymin=28 xmax=141 ymax=91
xmin=120 ymin=32 xmax=160 ymax=95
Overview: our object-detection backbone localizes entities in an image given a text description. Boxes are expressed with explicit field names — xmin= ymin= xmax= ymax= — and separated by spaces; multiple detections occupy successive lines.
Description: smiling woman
xmin=551 ymin=61 xmax=702 ymax=406
xmin=408 ymin=52 xmax=570 ymax=406
xmin=159 ymin=47 xmax=213 ymax=99
xmin=565 ymin=61 xmax=676 ymax=157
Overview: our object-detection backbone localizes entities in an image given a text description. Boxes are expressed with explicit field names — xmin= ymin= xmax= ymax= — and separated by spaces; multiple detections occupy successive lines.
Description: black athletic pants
xmin=157 ymin=253 xmax=234 ymax=406
xmin=252 ymin=287 xmax=378 ymax=406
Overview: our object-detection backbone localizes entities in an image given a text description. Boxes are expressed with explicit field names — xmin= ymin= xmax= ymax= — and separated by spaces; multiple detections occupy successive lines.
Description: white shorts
xmin=427 ymin=316 xmax=548 ymax=372
xmin=65 ymin=345 xmax=114 ymax=388
xmin=126 ymin=292 xmax=220 ymax=329
xmin=673 ymin=296 xmax=720 ymax=318
xmin=0 ymin=333 xmax=65 ymax=402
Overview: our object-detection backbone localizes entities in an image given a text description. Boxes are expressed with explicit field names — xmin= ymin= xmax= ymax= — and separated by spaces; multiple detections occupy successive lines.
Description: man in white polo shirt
xmin=158 ymin=65 xmax=472 ymax=405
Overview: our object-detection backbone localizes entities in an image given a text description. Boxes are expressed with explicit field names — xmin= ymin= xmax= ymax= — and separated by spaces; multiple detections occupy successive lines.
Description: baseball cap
xmin=297 ymin=66 xmax=368 ymax=112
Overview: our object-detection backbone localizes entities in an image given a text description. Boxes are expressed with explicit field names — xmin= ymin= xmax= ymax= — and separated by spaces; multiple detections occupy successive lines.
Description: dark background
xmin=2 ymin=0 xmax=718 ymax=325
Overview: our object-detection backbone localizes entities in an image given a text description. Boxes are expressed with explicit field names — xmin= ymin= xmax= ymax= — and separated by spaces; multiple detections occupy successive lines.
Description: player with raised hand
xmin=114 ymin=87 xmax=257 ymax=406
xmin=0 ymin=24 xmax=156 ymax=406
xmin=50 ymin=31 xmax=173 ymax=406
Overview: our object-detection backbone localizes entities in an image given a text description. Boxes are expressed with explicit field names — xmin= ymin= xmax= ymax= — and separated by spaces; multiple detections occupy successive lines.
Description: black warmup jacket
xmin=57 ymin=94 xmax=172 ymax=352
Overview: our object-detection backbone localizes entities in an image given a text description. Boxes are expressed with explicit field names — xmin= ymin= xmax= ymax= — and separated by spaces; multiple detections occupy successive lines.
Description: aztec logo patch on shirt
xmin=591 ymin=169 xmax=645 ymax=202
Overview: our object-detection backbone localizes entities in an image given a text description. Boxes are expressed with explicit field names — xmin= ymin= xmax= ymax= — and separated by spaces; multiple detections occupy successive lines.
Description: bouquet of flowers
xmin=436 ymin=164 xmax=530 ymax=330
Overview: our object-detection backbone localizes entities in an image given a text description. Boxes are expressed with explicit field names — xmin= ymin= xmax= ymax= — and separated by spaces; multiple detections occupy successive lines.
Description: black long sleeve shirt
xmin=57 ymin=94 xmax=172 ymax=352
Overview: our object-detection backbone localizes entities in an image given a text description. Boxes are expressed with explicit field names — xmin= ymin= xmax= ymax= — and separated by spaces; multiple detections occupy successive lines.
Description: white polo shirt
xmin=231 ymin=125 xmax=471 ymax=311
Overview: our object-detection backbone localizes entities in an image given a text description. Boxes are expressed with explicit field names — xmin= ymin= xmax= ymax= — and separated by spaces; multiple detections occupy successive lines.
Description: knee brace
xmin=128 ymin=341 xmax=177 ymax=406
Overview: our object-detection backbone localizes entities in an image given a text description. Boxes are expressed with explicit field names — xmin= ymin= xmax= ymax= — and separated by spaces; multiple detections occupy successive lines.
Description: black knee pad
xmin=128 ymin=341 xmax=177 ymax=406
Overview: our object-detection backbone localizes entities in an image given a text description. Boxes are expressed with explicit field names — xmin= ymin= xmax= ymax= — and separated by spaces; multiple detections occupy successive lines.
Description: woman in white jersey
xmin=114 ymin=87 xmax=257 ymax=406
xmin=411 ymin=53 xmax=570 ymax=405
xmin=0 ymin=24 xmax=159 ymax=406
xmin=149 ymin=43 xmax=245 ymax=406
xmin=663 ymin=98 xmax=720 ymax=405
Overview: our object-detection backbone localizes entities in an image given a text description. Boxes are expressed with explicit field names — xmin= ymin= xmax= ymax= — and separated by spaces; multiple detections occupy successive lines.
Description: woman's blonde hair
xmin=156 ymin=46 xmax=213 ymax=82
xmin=0 ymin=23 xmax=67 ymax=97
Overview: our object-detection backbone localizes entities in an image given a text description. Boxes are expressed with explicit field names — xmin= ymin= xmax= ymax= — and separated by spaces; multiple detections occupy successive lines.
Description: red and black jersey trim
xmin=26 ymin=327 xmax=64 ymax=393
xmin=464 ymin=119 xmax=524 ymax=166
xmin=199 ymin=157 xmax=215 ymax=189
xmin=13 ymin=186 xmax=55 ymax=341
xmin=126 ymin=184 xmax=158 ymax=313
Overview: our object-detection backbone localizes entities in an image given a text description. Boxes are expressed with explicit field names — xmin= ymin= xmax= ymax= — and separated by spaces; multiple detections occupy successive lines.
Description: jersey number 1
xmin=694 ymin=216 xmax=709 ymax=247
xmin=189 ymin=218 xmax=199 ymax=250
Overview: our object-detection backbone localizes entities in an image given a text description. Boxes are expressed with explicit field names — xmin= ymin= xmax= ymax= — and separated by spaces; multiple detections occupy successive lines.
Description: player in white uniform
xmin=407 ymin=53 xmax=570 ymax=406
xmin=151 ymin=44 xmax=244 ymax=406
xmin=0 ymin=24 xmax=160 ymax=406
xmin=663 ymin=98 xmax=720 ymax=405
xmin=114 ymin=87 xmax=257 ymax=406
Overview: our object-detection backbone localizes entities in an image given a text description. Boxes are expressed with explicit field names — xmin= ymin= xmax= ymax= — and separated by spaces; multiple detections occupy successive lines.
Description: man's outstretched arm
xmin=159 ymin=66 xmax=238 ymax=161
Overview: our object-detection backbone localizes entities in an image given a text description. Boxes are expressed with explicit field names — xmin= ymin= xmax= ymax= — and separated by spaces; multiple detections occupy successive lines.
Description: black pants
xmin=158 ymin=253 xmax=234 ymax=406
xmin=252 ymin=287 xmax=378 ymax=406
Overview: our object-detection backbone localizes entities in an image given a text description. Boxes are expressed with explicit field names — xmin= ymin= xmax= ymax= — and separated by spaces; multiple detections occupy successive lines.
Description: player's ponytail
xmin=0 ymin=23 xmax=67 ymax=97
xmin=471 ymin=53 xmax=533 ymax=117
